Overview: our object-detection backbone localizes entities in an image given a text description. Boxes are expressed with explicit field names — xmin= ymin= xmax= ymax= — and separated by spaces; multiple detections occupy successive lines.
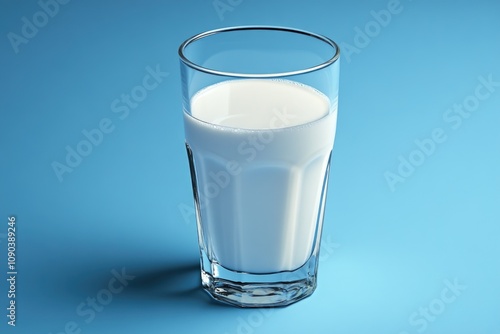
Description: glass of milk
xmin=179 ymin=26 xmax=340 ymax=307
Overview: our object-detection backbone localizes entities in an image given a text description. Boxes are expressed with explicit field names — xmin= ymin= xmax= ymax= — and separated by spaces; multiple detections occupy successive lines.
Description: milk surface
xmin=184 ymin=79 xmax=337 ymax=273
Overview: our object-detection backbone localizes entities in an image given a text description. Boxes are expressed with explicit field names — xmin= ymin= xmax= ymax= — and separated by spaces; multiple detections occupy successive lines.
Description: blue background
xmin=1 ymin=0 xmax=499 ymax=333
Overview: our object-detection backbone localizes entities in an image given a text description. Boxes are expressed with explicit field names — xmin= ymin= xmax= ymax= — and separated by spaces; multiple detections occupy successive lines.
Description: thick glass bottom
xmin=201 ymin=270 xmax=316 ymax=308
xmin=199 ymin=253 xmax=319 ymax=308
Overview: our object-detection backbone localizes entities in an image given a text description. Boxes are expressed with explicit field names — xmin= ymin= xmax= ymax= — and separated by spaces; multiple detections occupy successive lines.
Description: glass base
xmin=201 ymin=270 xmax=316 ymax=308
xmin=199 ymin=253 xmax=319 ymax=308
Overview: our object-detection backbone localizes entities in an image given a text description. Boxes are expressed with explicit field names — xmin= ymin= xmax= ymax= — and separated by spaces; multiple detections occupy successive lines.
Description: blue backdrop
xmin=1 ymin=0 xmax=499 ymax=333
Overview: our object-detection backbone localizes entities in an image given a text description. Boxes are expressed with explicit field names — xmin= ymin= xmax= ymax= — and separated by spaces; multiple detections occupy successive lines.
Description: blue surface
xmin=1 ymin=0 xmax=499 ymax=333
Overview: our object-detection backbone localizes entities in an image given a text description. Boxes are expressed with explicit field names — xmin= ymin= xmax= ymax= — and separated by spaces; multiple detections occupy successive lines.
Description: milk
xmin=184 ymin=79 xmax=337 ymax=274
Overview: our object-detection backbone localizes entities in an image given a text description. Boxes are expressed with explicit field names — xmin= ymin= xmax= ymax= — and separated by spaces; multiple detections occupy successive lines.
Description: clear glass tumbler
xmin=179 ymin=26 xmax=340 ymax=307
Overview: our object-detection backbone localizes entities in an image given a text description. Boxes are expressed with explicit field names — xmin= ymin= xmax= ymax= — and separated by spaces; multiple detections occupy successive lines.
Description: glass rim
xmin=178 ymin=25 xmax=340 ymax=78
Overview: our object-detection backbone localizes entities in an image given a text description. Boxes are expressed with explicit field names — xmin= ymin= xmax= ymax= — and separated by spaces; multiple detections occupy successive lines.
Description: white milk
xmin=184 ymin=79 xmax=337 ymax=273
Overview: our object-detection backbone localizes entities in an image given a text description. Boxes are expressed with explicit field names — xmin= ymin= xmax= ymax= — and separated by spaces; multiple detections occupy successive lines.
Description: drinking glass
xmin=179 ymin=26 xmax=340 ymax=307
